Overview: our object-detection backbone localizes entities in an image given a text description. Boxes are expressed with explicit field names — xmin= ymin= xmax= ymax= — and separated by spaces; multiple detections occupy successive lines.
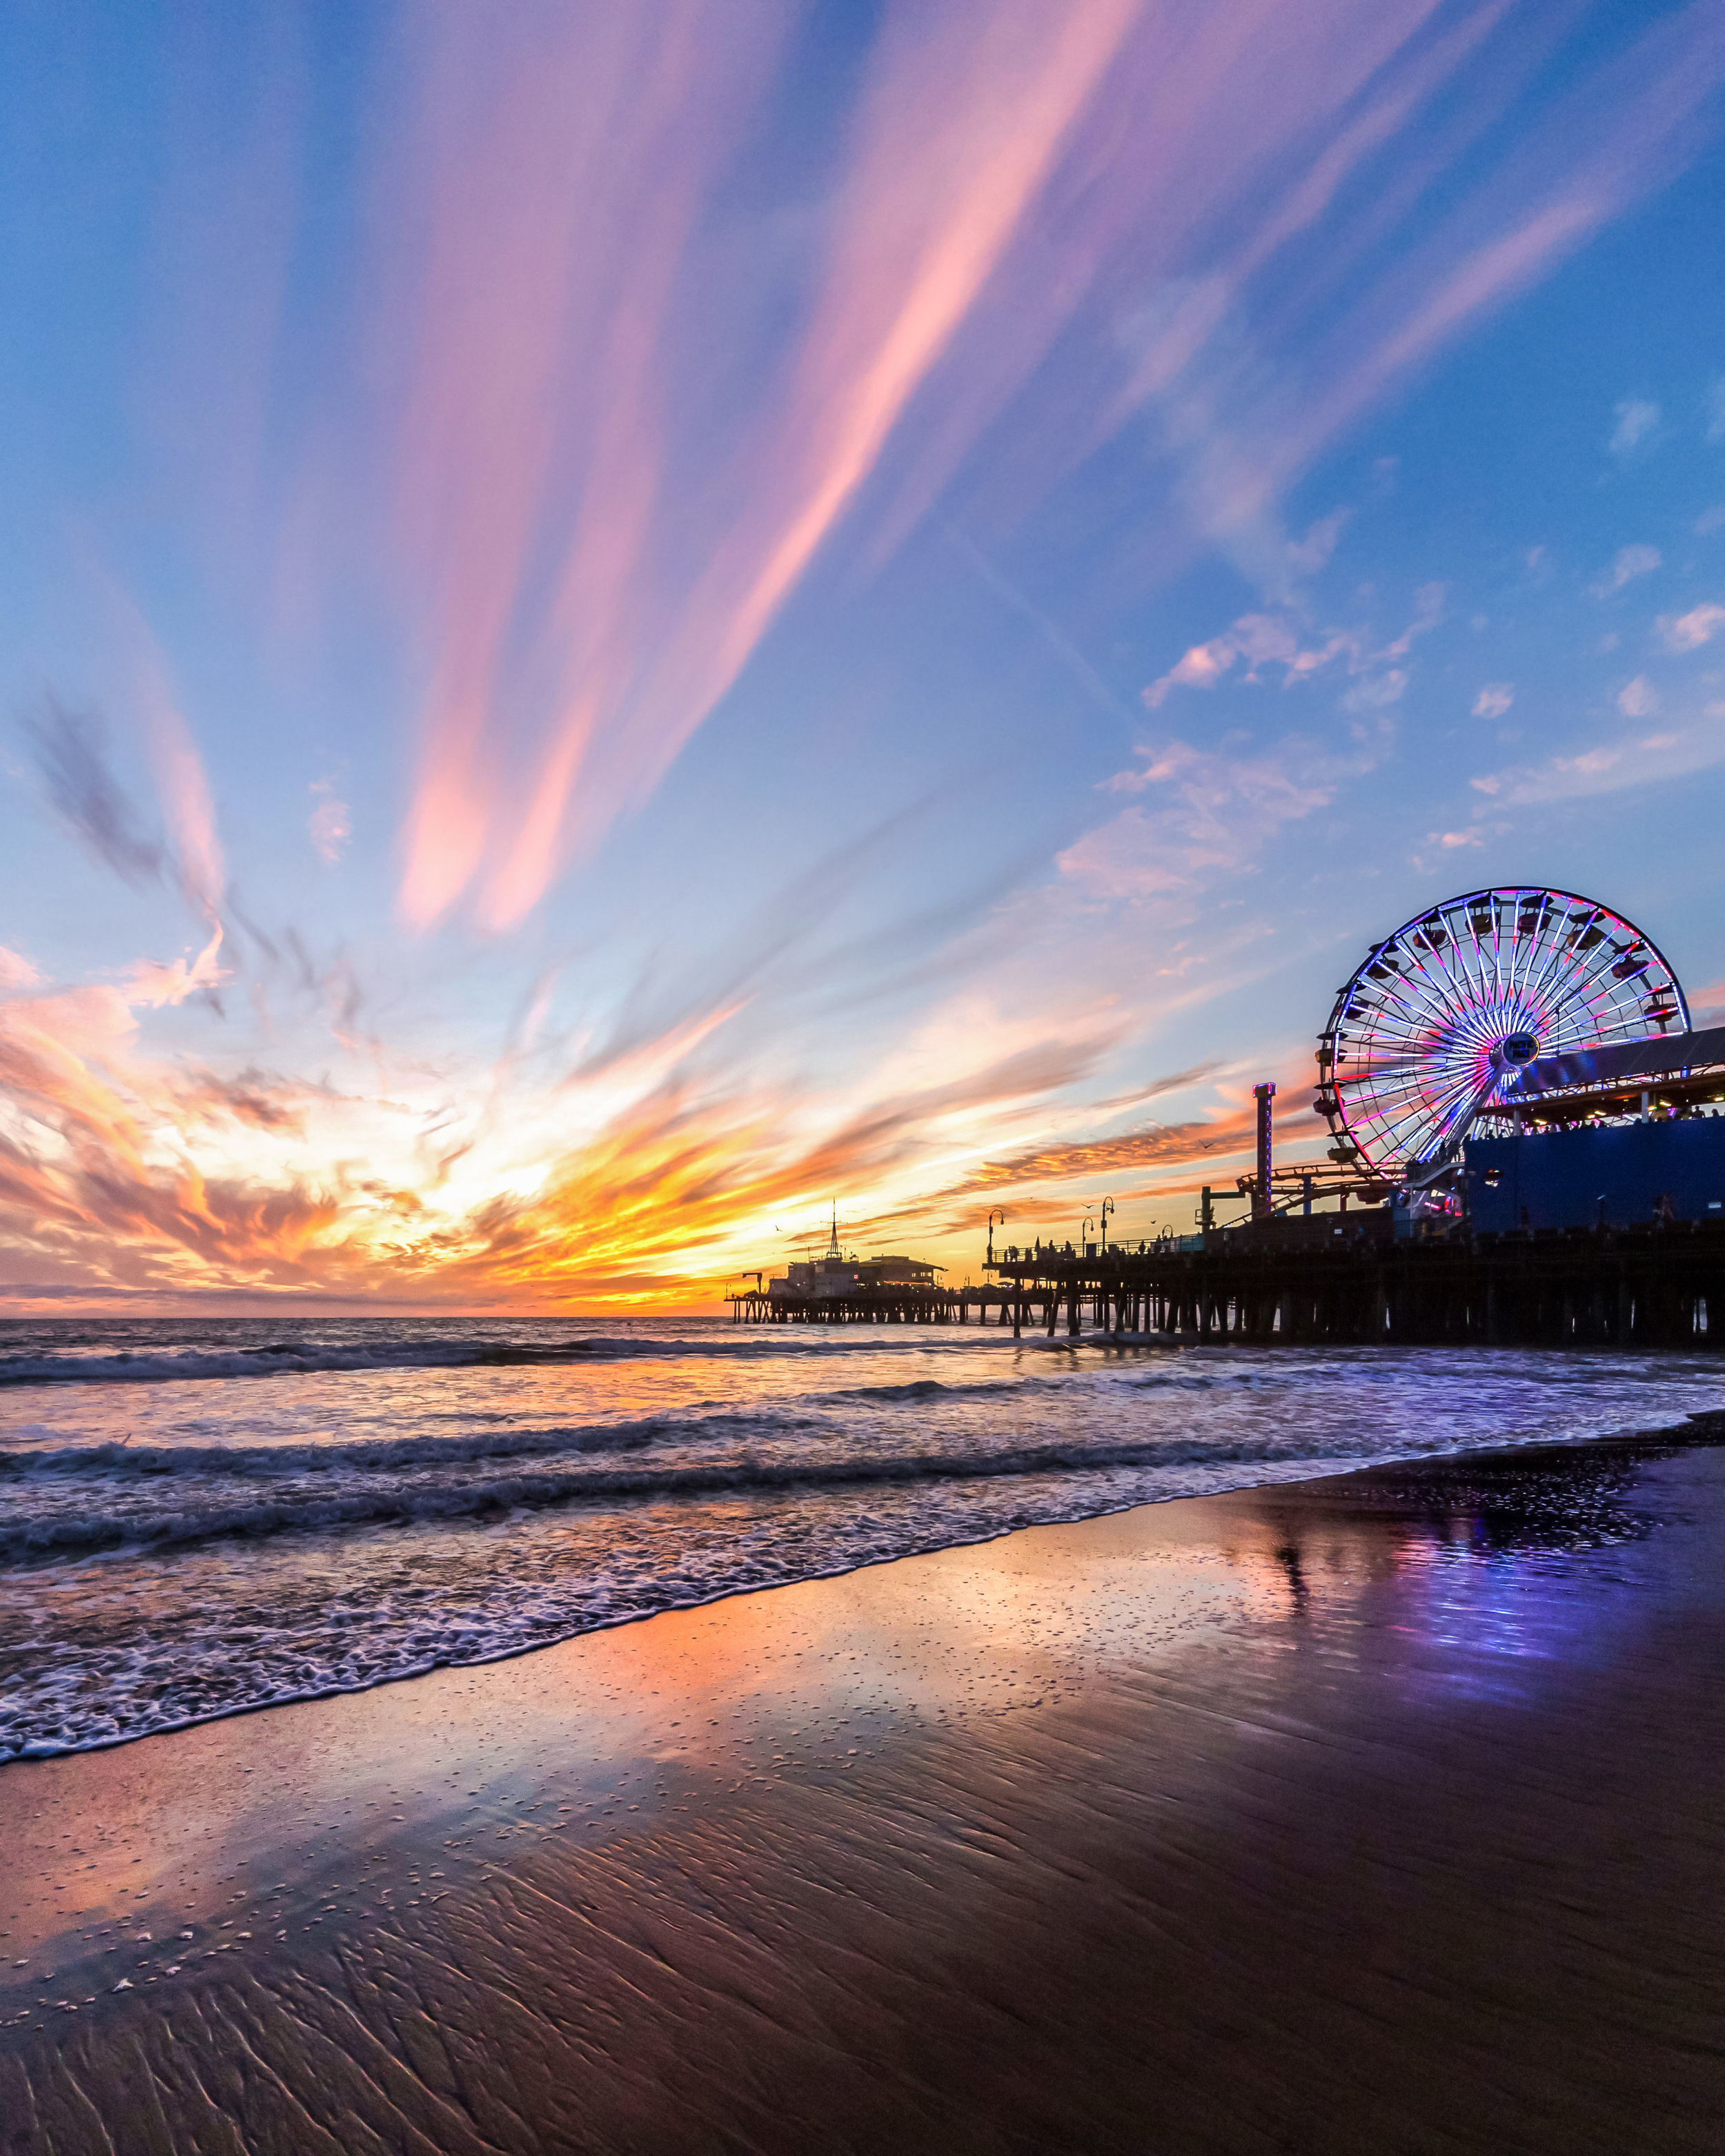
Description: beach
xmin=4 ymin=1416 xmax=1724 ymax=2153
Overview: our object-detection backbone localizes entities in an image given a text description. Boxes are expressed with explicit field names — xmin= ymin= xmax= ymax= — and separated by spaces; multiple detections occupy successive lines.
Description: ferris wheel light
xmin=1315 ymin=886 xmax=1688 ymax=1177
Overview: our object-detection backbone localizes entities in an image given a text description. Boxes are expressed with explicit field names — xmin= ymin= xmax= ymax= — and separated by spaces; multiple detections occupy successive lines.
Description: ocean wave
xmin=826 ymin=1375 xmax=1025 ymax=1405
xmin=0 ymin=1424 xmax=1475 ymax=1559
xmin=6 ymin=1345 xmax=1722 ymax=1763
xmin=0 ymin=1415 xmax=678 ymax=1480
xmin=847 ymin=1376 xmax=952 ymax=1402
xmin=0 ymin=1337 xmax=638 ymax=1388
xmin=0 ymin=1329 xmax=896 ymax=1389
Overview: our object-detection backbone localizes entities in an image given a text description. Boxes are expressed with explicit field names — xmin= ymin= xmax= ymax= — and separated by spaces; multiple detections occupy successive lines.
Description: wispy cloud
xmin=916 ymin=1107 xmax=1263 ymax=1203
xmin=1143 ymin=615 xmax=1357 ymax=708
xmin=1472 ymin=683 xmax=1514 ymax=718
xmin=1468 ymin=706 xmax=1725 ymax=808
xmin=1590 ymin=543 xmax=1661 ymax=596
xmin=1617 ymin=675 xmax=1659 ymax=718
xmin=1657 ymin=601 xmax=1725 ymax=652
xmin=24 ymin=689 xmax=230 ymax=1016
xmin=25 ymin=655 xmax=227 ymax=931
xmin=1144 ymin=587 xmax=1439 ymax=711
xmin=1341 ymin=670 xmax=1407 ymax=713
xmin=140 ymin=673 xmax=224 ymax=925
xmin=1608 ymin=396 xmax=1660 ymax=456
xmin=385 ymin=2 xmax=789 ymax=931
xmin=1285 ymin=508 xmax=1352 ymax=578
xmin=390 ymin=0 xmax=1142 ymax=931
xmin=26 ymin=700 xmax=166 ymax=889
xmin=1170 ymin=7 xmax=1725 ymax=557
xmin=1060 ymin=733 xmax=1346 ymax=900
xmin=308 ymin=778 xmax=351 ymax=864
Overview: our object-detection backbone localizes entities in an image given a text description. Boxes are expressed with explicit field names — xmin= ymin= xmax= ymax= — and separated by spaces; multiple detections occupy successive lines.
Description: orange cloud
xmin=0 ymin=998 xmax=1327 ymax=1307
xmin=0 ymin=931 xmax=1225 ymax=1308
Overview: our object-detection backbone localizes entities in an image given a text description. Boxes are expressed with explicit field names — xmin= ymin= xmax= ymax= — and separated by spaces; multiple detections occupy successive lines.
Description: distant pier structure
xmin=727 ymin=1212 xmax=1008 ymax=1325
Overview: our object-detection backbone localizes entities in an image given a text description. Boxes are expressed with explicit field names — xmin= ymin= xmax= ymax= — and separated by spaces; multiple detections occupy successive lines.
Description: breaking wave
xmin=0 ymin=1333 xmax=807 ymax=1389
xmin=0 ymin=1424 xmax=1429 ymax=1559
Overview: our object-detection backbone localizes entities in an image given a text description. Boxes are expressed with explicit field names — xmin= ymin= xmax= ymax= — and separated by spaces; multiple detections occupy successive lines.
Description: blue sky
xmin=2 ymin=0 xmax=1724 ymax=1308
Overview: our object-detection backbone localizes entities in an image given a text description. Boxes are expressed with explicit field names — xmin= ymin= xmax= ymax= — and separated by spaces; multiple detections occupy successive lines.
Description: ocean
xmin=2 ymin=1315 xmax=1719 ymax=1762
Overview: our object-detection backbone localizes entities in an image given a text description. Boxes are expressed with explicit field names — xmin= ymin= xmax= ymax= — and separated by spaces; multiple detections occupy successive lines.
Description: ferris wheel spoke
xmin=1518 ymin=893 xmax=1564 ymax=992
xmin=1521 ymin=916 xmax=1580 ymax=1009
xmin=1447 ymin=903 xmax=1492 ymax=1001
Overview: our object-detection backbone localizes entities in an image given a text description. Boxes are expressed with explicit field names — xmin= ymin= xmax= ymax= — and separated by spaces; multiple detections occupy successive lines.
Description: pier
xmin=983 ymin=1220 xmax=1722 ymax=1347
xmin=729 ymin=1224 xmax=1722 ymax=1345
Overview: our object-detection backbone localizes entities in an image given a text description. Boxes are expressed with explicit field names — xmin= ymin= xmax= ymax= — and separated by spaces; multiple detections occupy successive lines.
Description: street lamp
xmin=1099 ymin=1197 xmax=1115 ymax=1254
xmin=987 ymin=1208 xmax=1007 ymax=1264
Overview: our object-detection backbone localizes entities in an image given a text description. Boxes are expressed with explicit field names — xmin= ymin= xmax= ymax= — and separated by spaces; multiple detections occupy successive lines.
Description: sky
xmin=3 ymin=0 xmax=1725 ymax=1314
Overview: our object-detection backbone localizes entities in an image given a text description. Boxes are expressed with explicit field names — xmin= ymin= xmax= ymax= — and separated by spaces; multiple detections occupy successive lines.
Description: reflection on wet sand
xmin=3 ymin=1425 xmax=1722 ymax=2153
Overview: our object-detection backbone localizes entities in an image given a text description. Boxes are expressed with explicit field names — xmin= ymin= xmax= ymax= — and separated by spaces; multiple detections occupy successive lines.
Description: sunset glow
xmin=4 ymin=1 xmax=1725 ymax=1311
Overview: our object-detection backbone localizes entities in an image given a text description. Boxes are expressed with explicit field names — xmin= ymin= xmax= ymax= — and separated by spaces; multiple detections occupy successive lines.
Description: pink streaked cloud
xmin=386 ymin=2 xmax=786 ymax=929
xmin=352 ymin=0 xmax=1725 ymax=932
xmin=1098 ymin=1 xmax=1725 ymax=564
xmin=142 ymin=689 xmax=225 ymax=925
xmin=391 ymin=0 xmax=1141 ymax=930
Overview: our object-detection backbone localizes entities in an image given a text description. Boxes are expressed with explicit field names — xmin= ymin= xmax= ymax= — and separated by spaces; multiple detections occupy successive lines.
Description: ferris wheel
xmin=1315 ymin=887 xmax=1687 ymax=1180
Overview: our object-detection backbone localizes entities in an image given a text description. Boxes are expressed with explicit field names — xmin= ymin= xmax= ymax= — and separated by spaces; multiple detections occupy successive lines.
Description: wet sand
xmin=3 ymin=1417 xmax=1724 ymax=2153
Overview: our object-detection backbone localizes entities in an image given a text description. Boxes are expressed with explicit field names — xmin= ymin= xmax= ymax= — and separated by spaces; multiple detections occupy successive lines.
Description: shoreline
xmin=10 ymin=1389 xmax=1724 ymax=1769
xmin=5 ymin=1417 xmax=1725 ymax=2149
